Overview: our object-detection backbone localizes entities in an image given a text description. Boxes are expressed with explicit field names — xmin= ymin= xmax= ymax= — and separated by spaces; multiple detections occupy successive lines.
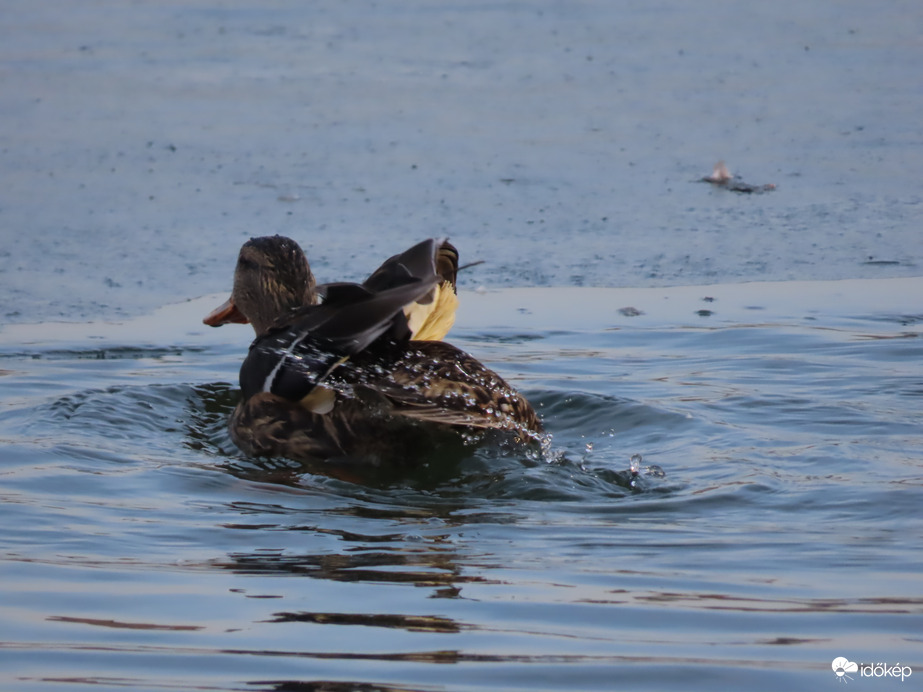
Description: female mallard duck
xmin=204 ymin=235 xmax=543 ymax=467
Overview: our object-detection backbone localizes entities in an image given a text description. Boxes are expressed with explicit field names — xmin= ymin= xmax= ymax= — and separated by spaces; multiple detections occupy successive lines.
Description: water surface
xmin=1 ymin=279 xmax=920 ymax=691
xmin=2 ymin=1 xmax=922 ymax=689
xmin=2 ymin=0 xmax=921 ymax=322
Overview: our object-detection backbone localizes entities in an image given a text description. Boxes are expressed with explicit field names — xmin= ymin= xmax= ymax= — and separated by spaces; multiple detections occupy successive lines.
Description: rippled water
xmin=1 ymin=280 xmax=920 ymax=691
xmin=3 ymin=1 xmax=921 ymax=688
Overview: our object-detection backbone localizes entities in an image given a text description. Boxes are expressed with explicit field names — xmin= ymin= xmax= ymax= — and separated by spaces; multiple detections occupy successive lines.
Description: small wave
xmin=6 ymin=375 xmax=675 ymax=504
xmin=0 ymin=344 xmax=204 ymax=362
xmin=15 ymin=382 xmax=237 ymax=463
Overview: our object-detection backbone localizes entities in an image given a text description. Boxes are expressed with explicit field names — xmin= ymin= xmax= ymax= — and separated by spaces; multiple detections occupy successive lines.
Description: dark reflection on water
xmin=249 ymin=683 xmax=439 ymax=692
xmin=1 ymin=286 xmax=922 ymax=692
xmin=264 ymin=612 xmax=465 ymax=633
xmin=219 ymin=545 xmax=479 ymax=591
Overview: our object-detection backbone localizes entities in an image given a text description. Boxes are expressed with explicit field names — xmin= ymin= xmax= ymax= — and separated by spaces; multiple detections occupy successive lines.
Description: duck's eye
xmin=237 ymin=257 xmax=259 ymax=271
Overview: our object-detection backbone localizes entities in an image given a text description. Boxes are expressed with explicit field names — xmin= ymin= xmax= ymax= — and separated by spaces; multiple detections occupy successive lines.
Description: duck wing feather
xmin=241 ymin=273 xmax=441 ymax=401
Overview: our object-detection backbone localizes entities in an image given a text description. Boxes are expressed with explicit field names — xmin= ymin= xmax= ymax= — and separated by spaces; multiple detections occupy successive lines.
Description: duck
xmin=204 ymin=235 xmax=544 ymax=468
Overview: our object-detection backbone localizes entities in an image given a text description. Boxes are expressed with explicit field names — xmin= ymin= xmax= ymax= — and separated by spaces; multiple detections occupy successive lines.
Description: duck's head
xmin=204 ymin=235 xmax=317 ymax=335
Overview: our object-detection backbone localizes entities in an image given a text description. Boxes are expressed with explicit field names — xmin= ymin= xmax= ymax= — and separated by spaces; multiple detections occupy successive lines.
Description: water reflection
xmin=264 ymin=612 xmax=464 ymax=633
xmin=218 ymin=548 xmax=478 ymax=591
xmin=47 ymin=615 xmax=204 ymax=631
xmin=215 ymin=517 xmax=485 ymax=601
xmin=249 ymin=683 xmax=439 ymax=692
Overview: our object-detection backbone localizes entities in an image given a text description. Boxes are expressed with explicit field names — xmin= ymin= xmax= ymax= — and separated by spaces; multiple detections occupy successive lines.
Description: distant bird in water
xmin=701 ymin=161 xmax=776 ymax=194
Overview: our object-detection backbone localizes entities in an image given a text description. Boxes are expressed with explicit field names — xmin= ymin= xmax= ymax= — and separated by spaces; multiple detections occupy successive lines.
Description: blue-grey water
xmin=2 ymin=1 xmax=922 ymax=691
xmin=2 ymin=0 xmax=921 ymax=323
xmin=1 ymin=282 xmax=921 ymax=691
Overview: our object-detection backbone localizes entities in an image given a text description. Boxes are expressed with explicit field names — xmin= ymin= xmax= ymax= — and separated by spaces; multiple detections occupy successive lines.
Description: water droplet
xmin=629 ymin=453 xmax=642 ymax=474
xmin=646 ymin=464 xmax=665 ymax=478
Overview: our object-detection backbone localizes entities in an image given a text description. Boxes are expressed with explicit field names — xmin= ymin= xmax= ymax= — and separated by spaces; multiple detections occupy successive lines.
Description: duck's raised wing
xmin=240 ymin=274 xmax=440 ymax=401
xmin=360 ymin=238 xmax=458 ymax=293
xmin=351 ymin=237 xmax=460 ymax=342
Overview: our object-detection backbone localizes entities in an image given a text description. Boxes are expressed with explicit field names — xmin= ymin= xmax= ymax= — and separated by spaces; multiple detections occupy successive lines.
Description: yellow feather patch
xmin=405 ymin=282 xmax=459 ymax=341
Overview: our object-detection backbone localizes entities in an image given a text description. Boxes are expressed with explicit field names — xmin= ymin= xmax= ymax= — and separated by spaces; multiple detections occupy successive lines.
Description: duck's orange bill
xmin=203 ymin=297 xmax=249 ymax=326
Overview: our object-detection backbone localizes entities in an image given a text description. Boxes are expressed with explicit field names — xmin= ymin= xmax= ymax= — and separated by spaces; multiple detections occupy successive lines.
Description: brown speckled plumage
xmin=205 ymin=236 xmax=543 ymax=467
